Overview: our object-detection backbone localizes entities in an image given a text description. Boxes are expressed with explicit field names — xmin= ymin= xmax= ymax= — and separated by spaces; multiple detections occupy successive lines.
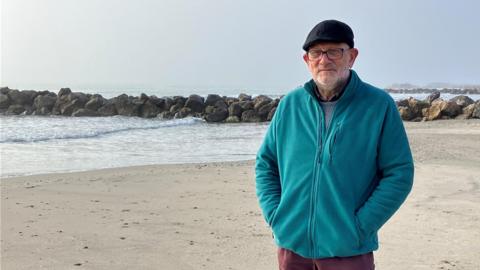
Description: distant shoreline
xmin=385 ymin=88 xmax=480 ymax=95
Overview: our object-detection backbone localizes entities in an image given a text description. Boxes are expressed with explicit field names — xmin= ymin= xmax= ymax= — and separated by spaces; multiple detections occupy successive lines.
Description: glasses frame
xmin=307 ymin=48 xmax=347 ymax=61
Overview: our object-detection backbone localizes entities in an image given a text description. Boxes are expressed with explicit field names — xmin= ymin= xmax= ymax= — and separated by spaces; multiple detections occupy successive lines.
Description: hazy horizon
xmin=2 ymin=0 xmax=479 ymax=95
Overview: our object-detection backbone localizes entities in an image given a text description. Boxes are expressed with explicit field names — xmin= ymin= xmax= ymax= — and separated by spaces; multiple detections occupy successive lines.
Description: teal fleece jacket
xmin=255 ymin=70 xmax=414 ymax=259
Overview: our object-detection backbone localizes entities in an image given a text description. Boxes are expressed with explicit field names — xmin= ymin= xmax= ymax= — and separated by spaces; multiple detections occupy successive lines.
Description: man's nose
xmin=318 ymin=52 xmax=333 ymax=63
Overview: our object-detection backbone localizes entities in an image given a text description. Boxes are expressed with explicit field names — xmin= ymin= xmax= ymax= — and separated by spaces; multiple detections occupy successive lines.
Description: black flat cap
xmin=303 ymin=20 xmax=354 ymax=51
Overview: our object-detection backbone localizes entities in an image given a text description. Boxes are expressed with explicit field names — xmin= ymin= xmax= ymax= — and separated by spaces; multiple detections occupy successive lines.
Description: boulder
xmin=52 ymin=89 xmax=71 ymax=115
xmin=239 ymin=101 xmax=254 ymax=111
xmin=398 ymin=106 xmax=414 ymax=121
xmin=97 ymin=101 xmax=117 ymax=116
xmin=163 ymin=97 xmax=174 ymax=111
xmin=0 ymin=93 xmax=11 ymax=109
xmin=205 ymin=94 xmax=223 ymax=106
xmin=8 ymin=89 xmax=37 ymax=106
xmin=53 ymin=92 xmax=90 ymax=116
xmin=184 ymin=94 xmax=205 ymax=113
xmin=214 ymin=99 xmax=228 ymax=110
xmin=169 ymin=103 xmax=183 ymax=114
xmin=113 ymin=94 xmax=141 ymax=116
xmin=139 ymin=93 xmax=149 ymax=102
xmin=173 ymin=96 xmax=187 ymax=107
xmin=85 ymin=95 xmax=105 ymax=111
xmin=58 ymin=88 xmax=72 ymax=97
xmin=267 ymin=107 xmax=277 ymax=121
xmin=141 ymin=100 xmax=160 ymax=118
xmin=205 ymin=105 xmax=215 ymax=114
xmin=24 ymin=105 xmax=35 ymax=115
xmin=254 ymin=100 xmax=271 ymax=112
xmin=253 ymin=95 xmax=272 ymax=105
xmin=225 ymin=97 xmax=239 ymax=106
xmin=0 ymin=87 xmax=10 ymax=94
xmin=228 ymin=102 xmax=243 ymax=118
xmin=34 ymin=107 xmax=53 ymax=116
xmin=33 ymin=93 xmax=57 ymax=113
xmin=175 ymin=107 xmax=192 ymax=119
xmin=425 ymin=99 xmax=447 ymax=121
xmin=67 ymin=92 xmax=89 ymax=107
xmin=225 ymin=116 xmax=240 ymax=123
xmin=425 ymin=91 xmax=441 ymax=104
xmin=205 ymin=107 xmax=228 ymax=122
xmin=421 ymin=108 xmax=429 ymax=118
xmin=407 ymin=97 xmax=429 ymax=118
xmin=6 ymin=104 xmax=25 ymax=115
xmin=191 ymin=112 xmax=203 ymax=118
xmin=72 ymin=109 xmax=101 ymax=117
xmin=241 ymin=110 xmax=261 ymax=122
xmin=238 ymin=93 xmax=252 ymax=101
xmin=449 ymin=95 xmax=474 ymax=108
xmin=271 ymin=98 xmax=281 ymax=107
xmin=442 ymin=101 xmax=462 ymax=118
xmin=395 ymin=98 xmax=409 ymax=108
xmin=149 ymin=96 xmax=167 ymax=112
xmin=61 ymin=99 xmax=85 ymax=116
xmin=257 ymin=102 xmax=274 ymax=121
xmin=158 ymin=111 xmax=174 ymax=120
xmin=472 ymin=101 xmax=480 ymax=119
xmin=456 ymin=104 xmax=475 ymax=119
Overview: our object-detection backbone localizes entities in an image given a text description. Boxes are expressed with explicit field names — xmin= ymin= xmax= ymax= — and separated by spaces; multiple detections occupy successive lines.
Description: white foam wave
xmin=0 ymin=116 xmax=204 ymax=143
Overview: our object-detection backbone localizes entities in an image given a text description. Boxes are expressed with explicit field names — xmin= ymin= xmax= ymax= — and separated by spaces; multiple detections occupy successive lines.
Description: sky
xmin=1 ymin=0 xmax=479 ymax=95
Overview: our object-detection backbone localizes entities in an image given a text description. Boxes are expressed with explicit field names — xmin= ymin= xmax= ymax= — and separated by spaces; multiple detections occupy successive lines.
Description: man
xmin=255 ymin=19 xmax=414 ymax=270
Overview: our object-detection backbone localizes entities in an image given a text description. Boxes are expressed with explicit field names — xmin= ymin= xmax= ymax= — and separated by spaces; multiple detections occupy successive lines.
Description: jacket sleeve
xmin=355 ymin=97 xmax=414 ymax=238
xmin=255 ymin=108 xmax=282 ymax=226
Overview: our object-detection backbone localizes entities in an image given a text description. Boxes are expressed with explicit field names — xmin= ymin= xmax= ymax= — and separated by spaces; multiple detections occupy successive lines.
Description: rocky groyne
xmin=395 ymin=92 xmax=480 ymax=121
xmin=1 ymin=87 xmax=479 ymax=122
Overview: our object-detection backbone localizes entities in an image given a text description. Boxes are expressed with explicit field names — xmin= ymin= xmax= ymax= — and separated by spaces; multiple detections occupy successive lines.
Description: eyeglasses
xmin=307 ymin=48 xmax=346 ymax=61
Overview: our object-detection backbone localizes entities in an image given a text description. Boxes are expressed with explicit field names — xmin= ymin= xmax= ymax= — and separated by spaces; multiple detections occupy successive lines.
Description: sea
xmin=1 ymin=87 xmax=479 ymax=178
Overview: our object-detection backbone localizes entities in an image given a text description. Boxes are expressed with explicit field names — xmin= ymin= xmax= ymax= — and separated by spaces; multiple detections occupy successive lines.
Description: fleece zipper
xmin=309 ymin=98 xmax=339 ymax=257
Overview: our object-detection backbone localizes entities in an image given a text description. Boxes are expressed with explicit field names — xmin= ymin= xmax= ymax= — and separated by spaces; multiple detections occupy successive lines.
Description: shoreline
xmin=0 ymin=159 xmax=256 ymax=180
xmin=2 ymin=119 xmax=480 ymax=179
xmin=2 ymin=120 xmax=480 ymax=269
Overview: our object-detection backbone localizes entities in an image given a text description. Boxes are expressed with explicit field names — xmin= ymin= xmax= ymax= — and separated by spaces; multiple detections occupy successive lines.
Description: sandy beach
xmin=1 ymin=120 xmax=479 ymax=270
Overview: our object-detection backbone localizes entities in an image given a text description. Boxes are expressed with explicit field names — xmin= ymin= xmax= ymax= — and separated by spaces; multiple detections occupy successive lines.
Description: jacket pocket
xmin=269 ymin=203 xmax=281 ymax=227
xmin=328 ymin=122 xmax=342 ymax=162
xmin=354 ymin=214 xmax=364 ymax=249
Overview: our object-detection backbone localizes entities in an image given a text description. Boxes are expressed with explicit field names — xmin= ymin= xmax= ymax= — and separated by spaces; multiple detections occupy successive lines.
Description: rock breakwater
xmin=1 ymin=87 xmax=479 ymax=122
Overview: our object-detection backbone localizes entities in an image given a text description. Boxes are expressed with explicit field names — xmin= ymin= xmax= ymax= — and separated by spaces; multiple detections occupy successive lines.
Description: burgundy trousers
xmin=278 ymin=248 xmax=375 ymax=270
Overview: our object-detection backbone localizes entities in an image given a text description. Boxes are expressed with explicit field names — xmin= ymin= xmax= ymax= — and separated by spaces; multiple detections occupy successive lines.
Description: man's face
xmin=303 ymin=42 xmax=358 ymax=90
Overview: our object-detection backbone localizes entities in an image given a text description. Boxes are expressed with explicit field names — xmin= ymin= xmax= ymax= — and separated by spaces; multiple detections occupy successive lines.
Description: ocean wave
xmin=0 ymin=117 xmax=204 ymax=143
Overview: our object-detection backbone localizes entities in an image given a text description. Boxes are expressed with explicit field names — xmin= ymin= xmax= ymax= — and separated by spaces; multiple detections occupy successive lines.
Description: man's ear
xmin=303 ymin=53 xmax=309 ymax=64
xmin=349 ymin=48 xmax=359 ymax=66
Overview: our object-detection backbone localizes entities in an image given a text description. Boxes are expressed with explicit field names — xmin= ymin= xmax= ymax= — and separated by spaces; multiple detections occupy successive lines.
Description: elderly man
xmin=255 ymin=19 xmax=414 ymax=270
